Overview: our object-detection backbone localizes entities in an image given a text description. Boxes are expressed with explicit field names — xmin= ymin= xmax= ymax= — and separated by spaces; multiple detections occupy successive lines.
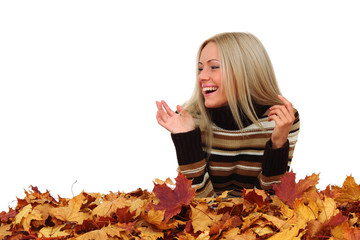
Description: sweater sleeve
xmin=258 ymin=110 xmax=300 ymax=191
xmin=171 ymin=128 xmax=215 ymax=197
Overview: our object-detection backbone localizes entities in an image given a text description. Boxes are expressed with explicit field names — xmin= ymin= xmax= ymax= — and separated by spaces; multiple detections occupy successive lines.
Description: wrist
xmin=271 ymin=138 xmax=287 ymax=149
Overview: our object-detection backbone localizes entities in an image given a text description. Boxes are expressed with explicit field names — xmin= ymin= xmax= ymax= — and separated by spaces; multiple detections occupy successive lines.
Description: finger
xmin=277 ymin=95 xmax=294 ymax=116
xmin=156 ymin=102 xmax=170 ymax=122
xmin=156 ymin=111 xmax=166 ymax=127
xmin=177 ymin=105 xmax=188 ymax=117
xmin=268 ymin=114 xmax=284 ymax=126
xmin=269 ymin=108 xmax=294 ymax=127
xmin=268 ymin=109 xmax=284 ymax=124
xmin=156 ymin=113 xmax=173 ymax=133
xmin=269 ymin=105 xmax=294 ymax=122
xmin=161 ymin=100 xmax=176 ymax=117
xmin=176 ymin=105 xmax=183 ymax=113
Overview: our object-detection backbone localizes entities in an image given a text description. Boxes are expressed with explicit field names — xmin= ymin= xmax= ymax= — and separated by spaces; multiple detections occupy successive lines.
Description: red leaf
xmin=115 ymin=207 xmax=136 ymax=223
xmin=0 ymin=208 xmax=17 ymax=222
xmin=243 ymin=189 xmax=269 ymax=208
xmin=273 ymin=171 xmax=319 ymax=208
xmin=149 ymin=172 xmax=196 ymax=221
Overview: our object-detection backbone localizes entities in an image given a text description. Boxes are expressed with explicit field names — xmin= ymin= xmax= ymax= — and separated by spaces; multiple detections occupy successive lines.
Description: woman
xmin=156 ymin=32 xmax=300 ymax=198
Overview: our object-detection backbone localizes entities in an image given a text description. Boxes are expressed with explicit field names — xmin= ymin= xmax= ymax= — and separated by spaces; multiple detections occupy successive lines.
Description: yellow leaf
xmin=33 ymin=203 xmax=53 ymax=220
xmin=49 ymin=193 xmax=90 ymax=224
xmin=252 ymin=225 xmax=274 ymax=236
xmin=92 ymin=196 xmax=129 ymax=217
xmin=262 ymin=214 xmax=288 ymax=230
xmin=22 ymin=208 xmax=42 ymax=232
xmin=154 ymin=177 xmax=175 ymax=185
xmin=15 ymin=204 xmax=32 ymax=225
xmin=38 ymin=224 xmax=69 ymax=238
xmin=220 ymin=227 xmax=240 ymax=239
xmin=229 ymin=229 xmax=257 ymax=240
xmin=191 ymin=204 xmax=217 ymax=233
xmin=293 ymin=199 xmax=317 ymax=227
xmin=331 ymin=221 xmax=349 ymax=239
xmin=76 ymin=228 xmax=109 ymax=240
xmin=129 ymin=198 xmax=146 ymax=217
xmin=0 ymin=224 xmax=11 ymax=239
xmin=240 ymin=212 xmax=262 ymax=231
xmin=138 ymin=226 xmax=164 ymax=240
xmin=143 ymin=209 xmax=165 ymax=226
xmin=335 ymin=175 xmax=360 ymax=203
xmin=318 ymin=197 xmax=339 ymax=223
xmin=267 ymin=224 xmax=303 ymax=240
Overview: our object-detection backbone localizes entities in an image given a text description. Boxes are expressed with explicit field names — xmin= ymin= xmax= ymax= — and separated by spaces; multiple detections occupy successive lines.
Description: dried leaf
xmin=273 ymin=171 xmax=319 ymax=208
xmin=150 ymin=172 xmax=196 ymax=221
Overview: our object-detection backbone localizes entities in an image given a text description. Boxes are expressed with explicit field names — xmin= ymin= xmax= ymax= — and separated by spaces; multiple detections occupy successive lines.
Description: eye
xmin=198 ymin=67 xmax=203 ymax=72
xmin=211 ymin=66 xmax=220 ymax=70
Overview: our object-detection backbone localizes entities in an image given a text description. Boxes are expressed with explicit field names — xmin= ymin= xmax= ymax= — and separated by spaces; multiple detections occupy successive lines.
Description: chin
xmin=204 ymin=100 xmax=227 ymax=109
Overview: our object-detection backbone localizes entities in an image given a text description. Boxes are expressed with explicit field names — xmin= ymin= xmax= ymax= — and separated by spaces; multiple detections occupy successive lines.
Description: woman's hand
xmin=268 ymin=95 xmax=296 ymax=149
xmin=156 ymin=100 xmax=196 ymax=134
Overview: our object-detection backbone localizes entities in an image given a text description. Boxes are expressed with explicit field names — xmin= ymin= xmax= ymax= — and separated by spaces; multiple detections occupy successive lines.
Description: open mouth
xmin=203 ymin=86 xmax=218 ymax=95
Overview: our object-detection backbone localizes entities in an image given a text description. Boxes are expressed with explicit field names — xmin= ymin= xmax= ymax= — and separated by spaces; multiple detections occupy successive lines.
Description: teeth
xmin=203 ymin=87 xmax=218 ymax=92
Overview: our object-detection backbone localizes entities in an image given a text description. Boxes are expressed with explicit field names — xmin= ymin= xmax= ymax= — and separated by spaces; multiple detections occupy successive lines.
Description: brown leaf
xmin=243 ymin=188 xmax=269 ymax=208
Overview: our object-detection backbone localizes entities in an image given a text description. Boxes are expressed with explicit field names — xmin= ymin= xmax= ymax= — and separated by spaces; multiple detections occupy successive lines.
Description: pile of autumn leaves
xmin=1 ymin=172 xmax=360 ymax=240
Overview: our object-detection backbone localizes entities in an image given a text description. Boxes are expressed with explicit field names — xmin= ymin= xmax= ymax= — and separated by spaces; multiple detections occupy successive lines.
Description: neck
xmin=206 ymin=103 xmax=269 ymax=130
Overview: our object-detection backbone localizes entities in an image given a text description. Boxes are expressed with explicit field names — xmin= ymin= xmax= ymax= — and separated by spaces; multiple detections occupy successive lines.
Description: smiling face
xmin=198 ymin=42 xmax=228 ymax=108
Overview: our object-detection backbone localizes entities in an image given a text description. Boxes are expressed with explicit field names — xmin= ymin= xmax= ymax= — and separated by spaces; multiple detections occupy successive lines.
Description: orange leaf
xmin=335 ymin=175 xmax=360 ymax=204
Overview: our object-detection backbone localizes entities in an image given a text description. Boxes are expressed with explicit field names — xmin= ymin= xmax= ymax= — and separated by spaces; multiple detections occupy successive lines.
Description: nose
xmin=198 ymin=68 xmax=210 ymax=82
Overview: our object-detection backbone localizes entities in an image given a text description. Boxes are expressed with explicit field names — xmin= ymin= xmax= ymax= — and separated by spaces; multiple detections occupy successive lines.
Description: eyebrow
xmin=198 ymin=59 xmax=221 ymax=65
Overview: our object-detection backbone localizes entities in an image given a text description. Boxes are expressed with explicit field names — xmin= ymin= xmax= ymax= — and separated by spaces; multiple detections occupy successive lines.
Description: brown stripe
xmin=210 ymin=161 xmax=261 ymax=168
xmin=259 ymin=173 xmax=284 ymax=190
xmin=181 ymin=169 xmax=205 ymax=179
xmin=212 ymin=137 xmax=269 ymax=150
xmin=195 ymin=180 xmax=214 ymax=198
xmin=179 ymin=159 xmax=206 ymax=172
xmin=209 ymin=167 xmax=260 ymax=177
xmin=213 ymin=180 xmax=254 ymax=189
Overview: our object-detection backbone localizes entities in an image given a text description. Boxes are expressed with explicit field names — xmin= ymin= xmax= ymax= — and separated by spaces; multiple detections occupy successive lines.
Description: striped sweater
xmin=171 ymin=104 xmax=300 ymax=198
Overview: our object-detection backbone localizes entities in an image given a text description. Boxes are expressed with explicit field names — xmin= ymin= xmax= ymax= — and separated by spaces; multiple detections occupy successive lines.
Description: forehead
xmin=199 ymin=42 xmax=219 ymax=63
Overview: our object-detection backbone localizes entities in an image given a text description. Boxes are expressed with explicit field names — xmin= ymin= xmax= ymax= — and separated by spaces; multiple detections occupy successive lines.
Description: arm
xmin=171 ymin=128 xmax=215 ymax=197
xmin=156 ymin=100 xmax=215 ymax=197
xmin=258 ymin=108 xmax=300 ymax=191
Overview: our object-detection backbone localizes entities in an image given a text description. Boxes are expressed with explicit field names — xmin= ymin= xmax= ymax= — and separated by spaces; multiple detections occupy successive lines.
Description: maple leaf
xmin=243 ymin=188 xmax=269 ymax=208
xmin=149 ymin=172 xmax=196 ymax=221
xmin=115 ymin=206 xmax=136 ymax=223
xmin=0 ymin=224 xmax=11 ymax=239
xmin=190 ymin=204 xmax=221 ymax=233
xmin=334 ymin=175 xmax=360 ymax=204
xmin=343 ymin=226 xmax=360 ymax=240
xmin=38 ymin=224 xmax=69 ymax=238
xmin=13 ymin=204 xmax=43 ymax=232
xmin=49 ymin=193 xmax=91 ymax=224
xmin=0 ymin=209 xmax=17 ymax=223
xmin=273 ymin=171 xmax=319 ymax=208
xmin=209 ymin=212 xmax=242 ymax=237
xmin=92 ymin=196 xmax=130 ymax=217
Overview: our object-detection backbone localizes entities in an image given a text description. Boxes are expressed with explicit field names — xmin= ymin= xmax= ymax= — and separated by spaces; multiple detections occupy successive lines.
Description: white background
xmin=1 ymin=0 xmax=359 ymax=210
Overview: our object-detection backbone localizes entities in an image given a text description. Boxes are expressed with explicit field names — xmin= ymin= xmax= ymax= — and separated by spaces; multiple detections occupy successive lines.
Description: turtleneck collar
xmin=206 ymin=103 xmax=270 ymax=130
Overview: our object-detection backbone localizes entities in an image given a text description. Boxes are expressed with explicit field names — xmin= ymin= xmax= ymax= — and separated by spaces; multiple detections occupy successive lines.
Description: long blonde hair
xmin=183 ymin=32 xmax=283 ymax=150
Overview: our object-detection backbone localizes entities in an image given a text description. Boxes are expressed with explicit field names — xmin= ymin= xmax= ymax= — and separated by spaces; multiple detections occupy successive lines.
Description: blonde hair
xmin=183 ymin=32 xmax=283 ymax=150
